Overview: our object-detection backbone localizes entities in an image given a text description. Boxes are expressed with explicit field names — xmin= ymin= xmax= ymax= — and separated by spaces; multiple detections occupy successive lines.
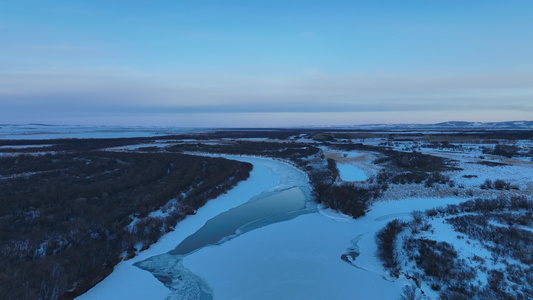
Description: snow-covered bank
xmin=77 ymin=156 xmax=307 ymax=300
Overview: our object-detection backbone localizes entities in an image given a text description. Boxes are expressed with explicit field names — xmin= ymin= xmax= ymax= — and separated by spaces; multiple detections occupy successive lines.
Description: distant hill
xmin=434 ymin=121 xmax=533 ymax=129
xmin=332 ymin=121 xmax=533 ymax=131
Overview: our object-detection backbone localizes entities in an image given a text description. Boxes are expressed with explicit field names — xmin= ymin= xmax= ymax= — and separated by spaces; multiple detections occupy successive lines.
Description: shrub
xmin=493 ymin=179 xmax=511 ymax=190
xmin=439 ymin=290 xmax=470 ymax=300
xmin=480 ymin=179 xmax=492 ymax=189
xmin=426 ymin=208 xmax=438 ymax=218
xmin=319 ymin=185 xmax=380 ymax=218
xmin=399 ymin=285 xmax=418 ymax=300
xmin=492 ymin=144 xmax=519 ymax=158
xmin=375 ymin=219 xmax=406 ymax=276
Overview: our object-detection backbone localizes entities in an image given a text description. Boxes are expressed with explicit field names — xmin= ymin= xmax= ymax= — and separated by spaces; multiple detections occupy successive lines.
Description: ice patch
xmin=337 ymin=163 xmax=368 ymax=181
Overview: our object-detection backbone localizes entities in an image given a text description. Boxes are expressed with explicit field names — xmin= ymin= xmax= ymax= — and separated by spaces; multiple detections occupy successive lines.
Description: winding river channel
xmin=134 ymin=156 xmax=316 ymax=299
xmin=78 ymin=155 xmax=319 ymax=299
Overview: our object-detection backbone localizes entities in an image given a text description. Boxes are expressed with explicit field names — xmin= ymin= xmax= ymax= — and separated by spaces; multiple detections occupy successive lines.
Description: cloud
xmin=1 ymin=68 xmax=532 ymax=125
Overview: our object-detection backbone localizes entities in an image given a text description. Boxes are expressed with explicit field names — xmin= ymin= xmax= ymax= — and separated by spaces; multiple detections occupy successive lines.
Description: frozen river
xmin=170 ymin=186 xmax=307 ymax=256
xmin=337 ymin=164 xmax=368 ymax=181
xmin=77 ymin=155 xmax=315 ymax=300
xmin=78 ymin=155 xmax=462 ymax=299
xmin=134 ymin=156 xmax=316 ymax=299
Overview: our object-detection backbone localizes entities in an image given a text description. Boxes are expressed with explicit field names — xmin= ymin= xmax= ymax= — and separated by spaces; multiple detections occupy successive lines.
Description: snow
xmin=3 ymin=128 xmax=531 ymax=298
xmin=321 ymin=148 xmax=380 ymax=182
xmin=181 ymin=197 xmax=467 ymax=300
xmin=420 ymin=218 xmax=492 ymax=286
xmin=182 ymin=212 xmax=399 ymax=300
xmin=79 ymin=148 xmax=472 ymax=300
xmin=337 ymin=163 xmax=368 ymax=181
xmin=77 ymin=156 xmax=307 ymax=300
xmin=451 ymin=162 xmax=533 ymax=190
xmin=344 ymin=152 xmax=365 ymax=158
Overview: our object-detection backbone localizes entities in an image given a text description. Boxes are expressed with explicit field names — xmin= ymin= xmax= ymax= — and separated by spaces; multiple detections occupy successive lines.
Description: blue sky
xmin=1 ymin=1 xmax=532 ymax=127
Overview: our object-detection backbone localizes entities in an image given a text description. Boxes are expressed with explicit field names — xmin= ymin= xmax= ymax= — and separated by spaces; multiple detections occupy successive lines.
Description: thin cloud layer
xmin=1 ymin=70 xmax=531 ymax=118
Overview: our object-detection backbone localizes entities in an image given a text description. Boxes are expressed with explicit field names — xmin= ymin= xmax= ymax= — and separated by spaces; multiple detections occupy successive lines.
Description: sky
xmin=1 ymin=1 xmax=532 ymax=127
